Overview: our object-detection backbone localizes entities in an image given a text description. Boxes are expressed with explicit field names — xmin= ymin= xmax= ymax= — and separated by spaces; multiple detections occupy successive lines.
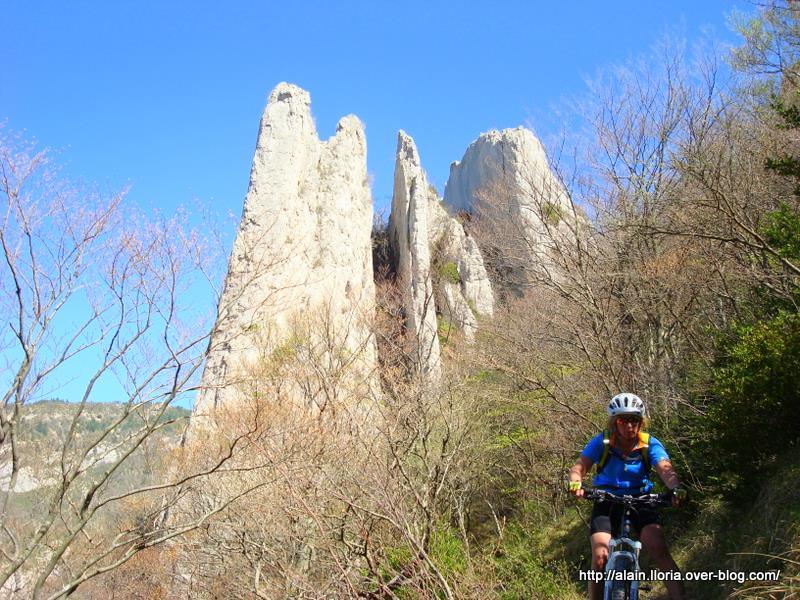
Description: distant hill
xmin=1 ymin=400 xmax=190 ymax=495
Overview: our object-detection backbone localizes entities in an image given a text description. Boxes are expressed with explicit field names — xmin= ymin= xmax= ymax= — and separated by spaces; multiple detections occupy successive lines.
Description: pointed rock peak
xmin=473 ymin=127 xmax=545 ymax=154
xmin=444 ymin=126 xmax=553 ymax=213
xmin=336 ymin=114 xmax=364 ymax=133
xmin=261 ymin=83 xmax=315 ymax=139
xmin=396 ymin=130 xmax=421 ymax=165
xmin=194 ymin=83 xmax=376 ymax=418
xmin=268 ymin=82 xmax=311 ymax=107
xmin=264 ymin=84 xmax=365 ymax=145
xmin=389 ymin=128 xmax=441 ymax=381
xmin=480 ymin=126 xmax=526 ymax=138
xmin=332 ymin=115 xmax=367 ymax=148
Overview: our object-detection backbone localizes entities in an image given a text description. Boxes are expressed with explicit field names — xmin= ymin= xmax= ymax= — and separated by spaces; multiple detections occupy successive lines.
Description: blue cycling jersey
xmin=581 ymin=432 xmax=670 ymax=493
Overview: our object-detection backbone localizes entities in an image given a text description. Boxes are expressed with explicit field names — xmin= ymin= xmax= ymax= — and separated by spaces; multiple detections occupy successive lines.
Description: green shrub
xmin=384 ymin=545 xmax=413 ymax=574
xmin=541 ymin=201 xmax=564 ymax=227
xmin=707 ymin=311 xmax=800 ymax=486
xmin=490 ymin=521 xmax=581 ymax=599
xmin=83 ymin=418 xmax=106 ymax=433
xmin=431 ymin=526 xmax=469 ymax=576
xmin=437 ymin=316 xmax=454 ymax=345
xmin=762 ymin=203 xmax=800 ymax=259
xmin=438 ymin=261 xmax=461 ymax=285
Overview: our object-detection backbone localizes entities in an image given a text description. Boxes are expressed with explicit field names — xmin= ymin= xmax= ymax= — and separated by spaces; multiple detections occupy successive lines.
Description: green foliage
xmin=119 ymin=413 xmax=140 ymax=433
xmin=437 ymin=261 xmax=461 ymax=285
xmin=489 ymin=521 xmax=581 ymax=600
xmin=376 ymin=530 xmax=468 ymax=598
xmin=541 ymin=201 xmax=564 ymax=227
xmin=468 ymin=368 xmax=506 ymax=385
xmin=729 ymin=4 xmax=800 ymax=94
xmin=384 ymin=545 xmax=413 ymax=574
xmin=437 ymin=315 xmax=454 ymax=345
xmin=430 ymin=527 xmax=469 ymax=577
xmin=673 ymin=451 xmax=800 ymax=599
xmin=706 ymin=311 xmax=800 ymax=486
xmin=693 ymin=81 xmax=800 ymax=492
xmin=489 ymin=427 xmax=534 ymax=451
xmin=773 ymin=94 xmax=800 ymax=130
xmin=266 ymin=334 xmax=307 ymax=370
xmin=767 ymin=95 xmax=800 ymax=194
xmin=762 ymin=202 xmax=800 ymax=258
xmin=83 ymin=417 xmax=106 ymax=433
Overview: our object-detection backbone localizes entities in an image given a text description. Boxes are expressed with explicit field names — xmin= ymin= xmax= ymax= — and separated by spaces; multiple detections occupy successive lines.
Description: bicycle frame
xmin=603 ymin=499 xmax=643 ymax=600
xmin=584 ymin=489 xmax=672 ymax=600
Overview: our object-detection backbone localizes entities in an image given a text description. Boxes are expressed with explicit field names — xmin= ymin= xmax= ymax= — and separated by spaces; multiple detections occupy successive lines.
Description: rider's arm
xmin=654 ymin=459 xmax=687 ymax=505
xmin=654 ymin=459 xmax=680 ymax=489
xmin=568 ymin=455 xmax=593 ymax=496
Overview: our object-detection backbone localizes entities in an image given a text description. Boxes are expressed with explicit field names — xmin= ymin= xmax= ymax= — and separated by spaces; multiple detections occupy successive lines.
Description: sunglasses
xmin=617 ymin=416 xmax=642 ymax=425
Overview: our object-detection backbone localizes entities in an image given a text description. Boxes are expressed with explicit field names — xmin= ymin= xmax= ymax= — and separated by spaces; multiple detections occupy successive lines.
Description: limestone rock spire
xmin=195 ymin=83 xmax=376 ymax=417
xmin=426 ymin=180 xmax=494 ymax=341
xmin=444 ymin=127 xmax=574 ymax=284
xmin=389 ymin=131 xmax=442 ymax=379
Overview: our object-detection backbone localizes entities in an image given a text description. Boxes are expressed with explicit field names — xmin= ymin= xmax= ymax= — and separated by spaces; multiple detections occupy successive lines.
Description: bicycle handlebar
xmin=581 ymin=487 xmax=674 ymax=507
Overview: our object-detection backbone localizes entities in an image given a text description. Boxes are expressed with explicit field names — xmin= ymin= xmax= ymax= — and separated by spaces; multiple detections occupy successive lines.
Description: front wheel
xmin=605 ymin=556 xmax=633 ymax=600
xmin=610 ymin=582 xmax=629 ymax=600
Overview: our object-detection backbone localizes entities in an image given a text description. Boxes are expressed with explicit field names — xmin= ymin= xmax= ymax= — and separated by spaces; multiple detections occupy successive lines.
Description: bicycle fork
xmin=604 ymin=538 xmax=642 ymax=600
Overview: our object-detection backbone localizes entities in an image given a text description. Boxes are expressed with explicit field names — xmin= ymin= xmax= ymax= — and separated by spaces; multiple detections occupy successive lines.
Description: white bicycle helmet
xmin=608 ymin=393 xmax=645 ymax=418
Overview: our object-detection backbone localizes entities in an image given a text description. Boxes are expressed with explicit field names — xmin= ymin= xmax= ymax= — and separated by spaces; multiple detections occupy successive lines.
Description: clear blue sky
xmin=1 ymin=1 xmax=744 ymax=405
xmin=3 ymin=1 xmax=743 ymax=216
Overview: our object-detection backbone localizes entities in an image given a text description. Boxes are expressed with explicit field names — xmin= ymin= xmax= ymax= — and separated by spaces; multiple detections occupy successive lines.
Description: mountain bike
xmin=583 ymin=488 xmax=674 ymax=600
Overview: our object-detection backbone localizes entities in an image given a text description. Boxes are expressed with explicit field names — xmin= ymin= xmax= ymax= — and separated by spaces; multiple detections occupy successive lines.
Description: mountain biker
xmin=568 ymin=393 xmax=687 ymax=600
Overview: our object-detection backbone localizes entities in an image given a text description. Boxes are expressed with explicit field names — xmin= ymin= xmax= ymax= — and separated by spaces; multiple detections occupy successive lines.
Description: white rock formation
xmin=444 ymin=127 xmax=574 ymax=280
xmin=389 ymin=131 xmax=441 ymax=378
xmin=0 ymin=462 xmax=49 ymax=493
xmin=390 ymin=132 xmax=494 ymax=349
xmin=195 ymin=83 xmax=376 ymax=417
xmin=439 ymin=281 xmax=476 ymax=340
xmin=427 ymin=190 xmax=494 ymax=319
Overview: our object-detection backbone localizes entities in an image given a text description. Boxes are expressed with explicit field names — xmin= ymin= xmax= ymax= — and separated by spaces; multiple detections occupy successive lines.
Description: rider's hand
xmin=671 ymin=487 xmax=687 ymax=506
xmin=569 ymin=480 xmax=584 ymax=497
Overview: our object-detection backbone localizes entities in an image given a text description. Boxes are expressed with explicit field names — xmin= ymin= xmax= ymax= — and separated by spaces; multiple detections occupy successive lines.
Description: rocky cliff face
xmin=389 ymin=131 xmax=441 ymax=377
xmin=389 ymin=132 xmax=494 ymax=351
xmin=426 ymin=188 xmax=494 ymax=339
xmin=444 ymin=127 xmax=573 ymax=283
xmin=444 ymin=127 xmax=566 ymax=213
xmin=196 ymin=83 xmax=376 ymax=416
xmin=196 ymin=92 xmax=565 ymax=413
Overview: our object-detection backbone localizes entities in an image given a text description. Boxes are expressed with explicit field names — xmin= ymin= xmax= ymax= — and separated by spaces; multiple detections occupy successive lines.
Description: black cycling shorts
xmin=590 ymin=496 xmax=662 ymax=536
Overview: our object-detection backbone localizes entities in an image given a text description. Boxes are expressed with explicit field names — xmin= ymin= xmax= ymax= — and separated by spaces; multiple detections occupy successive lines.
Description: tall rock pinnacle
xmin=389 ymin=131 xmax=442 ymax=378
xmin=444 ymin=127 xmax=567 ymax=214
xmin=389 ymin=131 xmax=494 ymax=355
xmin=195 ymin=83 xmax=376 ymax=417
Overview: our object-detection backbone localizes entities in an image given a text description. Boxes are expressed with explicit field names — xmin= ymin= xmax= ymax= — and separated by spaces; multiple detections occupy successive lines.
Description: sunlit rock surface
xmin=390 ymin=132 xmax=494 ymax=349
xmin=444 ymin=127 xmax=574 ymax=282
xmin=196 ymin=83 xmax=376 ymax=417
xmin=389 ymin=131 xmax=442 ymax=377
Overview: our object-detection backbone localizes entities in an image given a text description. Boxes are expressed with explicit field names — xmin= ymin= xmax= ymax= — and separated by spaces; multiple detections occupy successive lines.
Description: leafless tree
xmin=464 ymin=37 xmax=746 ymax=421
xmin=0 ymin=129 xmax=287 ymax=599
